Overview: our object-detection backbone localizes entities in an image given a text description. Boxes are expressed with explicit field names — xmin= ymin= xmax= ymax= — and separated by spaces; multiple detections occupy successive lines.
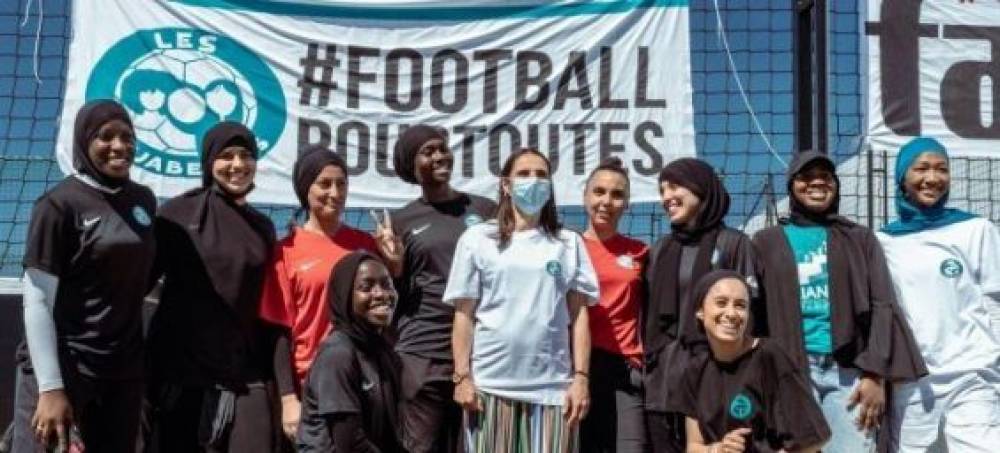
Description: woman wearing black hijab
xmin=147 ymin=122 xmax=279 ymax=452
xmin=12 ymin=99 xmax=156 ymax=452
xmin=752 ymin=150 xmax=925 ymax=452
xmin=297 ymin=251 xmax=403 ymax=452
xmin=672 ymin=270 xmax=830 ymax=453
xmin=644 ymin=158 xmax=760 ymax=453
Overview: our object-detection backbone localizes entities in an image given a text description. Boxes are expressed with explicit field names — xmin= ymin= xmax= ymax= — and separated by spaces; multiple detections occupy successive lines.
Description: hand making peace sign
xmin=370 ymin=208 xmax=404 ymax=277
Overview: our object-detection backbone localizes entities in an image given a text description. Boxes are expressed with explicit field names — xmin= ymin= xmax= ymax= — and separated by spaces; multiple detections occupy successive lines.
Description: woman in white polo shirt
xmin=877 ymin=136 xmax=1000 ymax=452
xmin=444 ymin=147 xmax=599 ymax=453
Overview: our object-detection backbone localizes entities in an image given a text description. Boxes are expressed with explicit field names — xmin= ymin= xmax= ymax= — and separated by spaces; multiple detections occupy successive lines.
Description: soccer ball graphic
xmin=115 ymin=49 xmax=259 ymax=157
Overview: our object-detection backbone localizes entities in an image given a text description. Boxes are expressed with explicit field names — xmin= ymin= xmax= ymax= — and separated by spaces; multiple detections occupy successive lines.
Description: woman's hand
xmin=562 ymin=375 xmax=590 ymax=427
xmin=280 ymin=393 xmax=302 ymax=440
xmin=711 ymin=427 xmax=751 ymax=453
xmin=848 ymin=374 xmax=885 ymax=431
xmin=453 ymin=377 xmax=481 ymax=412
xmin=33 ymin=389 xmax=73 ymax=448
xmin=370 ymin=209 xmax=404 ymax=277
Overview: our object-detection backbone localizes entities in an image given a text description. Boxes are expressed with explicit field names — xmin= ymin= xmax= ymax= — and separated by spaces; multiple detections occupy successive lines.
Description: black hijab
xmin=690 ymin=269 xmax=751 ymax=322
xmin=755 ymin=151 xmax=926 ymax=381
xmin=73 ymin=99 xmax=134 ymax=189
xmin=157 ymin=122 xmax=274 ymax=315
xmin=328 ymin=252 xmax=401 ymax=421
xmin=647 ymin=158 xmax=731 ymax=352
xmin=293 ymin=145 xmax=347 ymax=210
xmin=392 ymin=125 xmax=447 ymax=184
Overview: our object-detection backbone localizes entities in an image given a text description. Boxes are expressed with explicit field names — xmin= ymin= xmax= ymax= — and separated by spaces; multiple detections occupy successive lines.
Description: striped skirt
xmin=463 ymin=392 xmax=578 ymax=453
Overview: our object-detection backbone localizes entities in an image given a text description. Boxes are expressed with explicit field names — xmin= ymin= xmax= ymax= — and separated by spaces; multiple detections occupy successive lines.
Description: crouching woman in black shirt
xmin=297 ymin=251 xmax=403 ymax=452
xmin=672 ymin=270 xmax=830 ymax=453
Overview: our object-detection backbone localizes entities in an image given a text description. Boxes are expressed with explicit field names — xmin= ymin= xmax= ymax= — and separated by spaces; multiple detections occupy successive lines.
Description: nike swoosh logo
xmin=361 ymin=380 xmax=375 ymax=391
xmin=82 ymin=217 xmax=100 ymax=228
xmin=411 ymin=223 xmax=432 ymax=236
xmin=299 ymin=259 xmax=322 ymax=272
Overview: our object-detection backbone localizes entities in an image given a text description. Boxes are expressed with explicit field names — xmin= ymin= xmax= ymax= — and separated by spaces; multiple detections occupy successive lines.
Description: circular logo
xmin=940 ymin=258 xmax=963 ymax=278
xmin=545 ymin=260 xmax=563 ymax=277
xmin=616 ymin=254 xmax=634 ymax=269
xmin=464 ymin=214 xmax=483 ymax=227
xmin=132 ymin=206 xmax=151 ymax=226
xmin=86 ymin=28 xmax=286 ymax=177
xmin=728 ymin=393 xmax=754 ymax=421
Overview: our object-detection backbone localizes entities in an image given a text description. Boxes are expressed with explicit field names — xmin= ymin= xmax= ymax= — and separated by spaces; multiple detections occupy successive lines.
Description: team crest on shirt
xmin=616 ymin=254 xmax=635 ymax=269
xmin=939 ymin=258 xmax=963 ymax=278
xmin=728 ymin=392 xmax=754 ymax=421
xmin=464 ymin=214 xmax=483 ymax=227
xmin=132 ymin=206 xmax=152 ymax=226
xmin=546 ymin=260 xmax=563 ymax=277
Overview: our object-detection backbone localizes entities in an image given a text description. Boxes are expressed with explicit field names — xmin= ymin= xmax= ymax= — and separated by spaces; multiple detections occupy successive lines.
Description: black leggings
xmin=147 ymin=384 xmax=276 ymax=453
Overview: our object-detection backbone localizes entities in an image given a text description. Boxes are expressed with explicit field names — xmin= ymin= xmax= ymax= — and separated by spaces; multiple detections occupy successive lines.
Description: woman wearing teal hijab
xmin=876 ymin=137 xmax=1000 ymax=452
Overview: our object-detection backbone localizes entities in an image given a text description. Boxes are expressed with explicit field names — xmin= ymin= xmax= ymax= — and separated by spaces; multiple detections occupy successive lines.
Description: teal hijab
xmin=881 ymin=137 xmax=976 ymax=235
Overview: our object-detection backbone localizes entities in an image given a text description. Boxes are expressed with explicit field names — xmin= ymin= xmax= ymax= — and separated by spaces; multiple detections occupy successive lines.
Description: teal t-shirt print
xmin=783 ymin=224 xmax=832 ymax=355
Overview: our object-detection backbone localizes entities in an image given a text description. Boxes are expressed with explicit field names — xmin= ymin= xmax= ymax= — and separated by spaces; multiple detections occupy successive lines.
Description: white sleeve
xmin=442 ymin=229 xmax=481 ymax=304
xmin=569 ymin=234 xmax=600 ymax=305
xmin=974 ymin=220 xmax=1000 ymax=297
xmin=23 ymin=267 xmax=64 ymax=391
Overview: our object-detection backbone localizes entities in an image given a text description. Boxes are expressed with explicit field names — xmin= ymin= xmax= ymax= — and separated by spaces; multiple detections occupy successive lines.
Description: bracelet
xmin=573 ymin=370 xmax=589 ymax=379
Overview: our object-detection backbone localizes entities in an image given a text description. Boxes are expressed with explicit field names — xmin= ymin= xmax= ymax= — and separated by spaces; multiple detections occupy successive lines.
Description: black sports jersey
xmin=672 ymin=339 xmax=830 ymax=452
xmin=21 ymin=176 xmax=156 ymax=379
xmin=391 ymin=193 xmax=496 ymax=359
xmin=298 ymin=331 xmax=403 ymax=452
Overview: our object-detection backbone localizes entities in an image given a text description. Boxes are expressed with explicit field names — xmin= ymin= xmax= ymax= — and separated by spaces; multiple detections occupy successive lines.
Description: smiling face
xmin=413 ymin=138 xmax=453 ymax=187
xmin=696 ymin=278 xmax=750 ymax=344
xmin=307 ymin=164 xmax=348 ymax=223
xmin=903 ymin=152 xmax=950 ymax=209
xmin=211 ymin=145 xmax=256 ymax=196
xmin=791 ymin=162 xmax=838 ymax=214
xmin=87 ymin=119 xmax=135 ymax=179
xmin=585 ymin=170 xmax=628 ymax=231
xmin=659 ymin=181 xmax=701 ymax=227
xmin=352 ymin=259 xmax=397 ymax=329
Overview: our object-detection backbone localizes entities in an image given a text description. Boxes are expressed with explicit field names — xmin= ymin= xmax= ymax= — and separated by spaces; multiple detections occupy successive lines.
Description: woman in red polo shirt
xmin=579 ymin=157 xmax=649 ymax=452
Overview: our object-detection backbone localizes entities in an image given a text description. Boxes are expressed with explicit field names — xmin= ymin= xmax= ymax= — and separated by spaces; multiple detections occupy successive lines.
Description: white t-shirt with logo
xmin=877 ymin=217 xmax=1000 ymax=396
xmin=443 ymin=222 xmax=599 ymax=405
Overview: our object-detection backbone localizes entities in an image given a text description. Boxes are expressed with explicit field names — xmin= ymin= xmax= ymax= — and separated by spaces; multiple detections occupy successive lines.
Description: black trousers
xmin=11 ymin=363 xmax=143 ymax=453
xmin=646 ymin=411 xmax=686 ymax=453
xmin=147 ymin=384 xmax=276 ymax=453
xmin=398 ymin=352 xmax=462 ymax=453
xmin=580 ymin=348 xmax=647 ymax=453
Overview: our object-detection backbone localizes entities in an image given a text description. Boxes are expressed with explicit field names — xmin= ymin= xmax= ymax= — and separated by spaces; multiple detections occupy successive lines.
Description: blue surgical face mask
xmin=510 ymin=177 xmax=552 ymax=216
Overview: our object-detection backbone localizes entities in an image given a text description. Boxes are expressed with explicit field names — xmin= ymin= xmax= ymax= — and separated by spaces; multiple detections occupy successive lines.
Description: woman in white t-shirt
xmin=876 ymin=136 xmax=1000 ymax=452
xmin=443 ymin=148 xmax=600 ymax=453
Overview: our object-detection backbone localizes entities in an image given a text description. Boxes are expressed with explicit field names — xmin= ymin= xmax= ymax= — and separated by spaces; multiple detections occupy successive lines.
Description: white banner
xmin=57 ymin=0 xmax=694 ymax=207
xmin=866 ymin=0 xmax=1000 ymax=156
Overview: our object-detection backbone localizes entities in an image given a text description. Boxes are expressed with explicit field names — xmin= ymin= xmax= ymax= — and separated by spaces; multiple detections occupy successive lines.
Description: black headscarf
xmin=690 ymin=270 xmax=751 ymax=320
xmin=73 ymin=99 xmax=134 ymax=189
xmin=157 ymin=122 xmax=274 ymax=315
xmin=647 ymin=158 xmax=731 ymax=352
xmin=293 ymin=145 xmax=347 ymax=211
xmin=392 ymin=125 xmax=447 ymax=184
xmin=753 ymin=150 xmax=926 ymax=381
xmin=327 ymin=251 xmax=401 ymax=422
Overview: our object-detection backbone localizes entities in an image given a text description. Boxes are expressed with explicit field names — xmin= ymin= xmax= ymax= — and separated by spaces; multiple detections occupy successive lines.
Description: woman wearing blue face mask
xmin=876 ymin=137 xmax=1000 ymax=452
xmin=443 ymin=148 xmax=600 ymax=452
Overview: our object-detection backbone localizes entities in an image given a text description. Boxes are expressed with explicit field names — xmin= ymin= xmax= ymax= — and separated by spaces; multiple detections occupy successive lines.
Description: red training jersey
xmin=259 ymin=226 xmax=377 ymax=385
xmin=583 ymin=234 xmax=648 ymax=367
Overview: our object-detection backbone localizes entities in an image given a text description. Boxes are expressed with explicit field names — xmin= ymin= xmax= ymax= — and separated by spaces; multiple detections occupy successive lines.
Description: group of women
xmin=9 ymin=99 xmax=999 ymax=453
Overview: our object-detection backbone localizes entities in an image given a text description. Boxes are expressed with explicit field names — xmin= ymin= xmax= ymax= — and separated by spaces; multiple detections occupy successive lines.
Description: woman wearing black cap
xmin=258 ymin=145 xmax=380 ymax=442
xmin=11 ymin=99 xmax=156 ymax=452
xmin=147 ymin=122 xmax=279 ymax=452
xmin=672 ymin=270 xmax=830 ymax=453
xmin=296 ymin=251 xmax=403 ymax=452
xmin=752 ymin=151 xmax=925 ymax=452
xmin=644 ymin=158 xmax=760 ymax=453
xmin=389 ymin=125 xmax=496 ymax=453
